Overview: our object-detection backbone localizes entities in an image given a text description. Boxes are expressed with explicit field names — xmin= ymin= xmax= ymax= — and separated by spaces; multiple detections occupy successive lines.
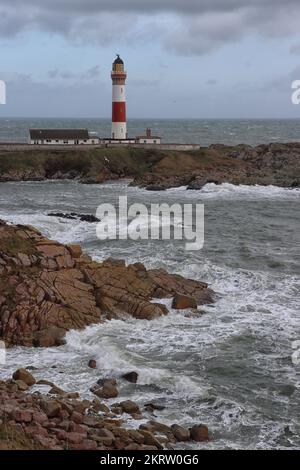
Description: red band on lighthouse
xmin=112 ymin=102 xmax=126 ymax=123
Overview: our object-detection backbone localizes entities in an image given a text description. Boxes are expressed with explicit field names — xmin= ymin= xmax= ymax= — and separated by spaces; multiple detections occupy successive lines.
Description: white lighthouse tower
xmin=111 ymin=55 xmax=127 ymax=140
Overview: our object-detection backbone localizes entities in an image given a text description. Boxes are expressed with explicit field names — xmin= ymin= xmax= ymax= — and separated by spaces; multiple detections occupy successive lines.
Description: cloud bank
xmin=1 ymin=1 xmax=300 ymax=55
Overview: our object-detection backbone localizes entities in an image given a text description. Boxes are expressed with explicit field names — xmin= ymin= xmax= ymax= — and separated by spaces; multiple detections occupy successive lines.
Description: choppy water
xmin=0 ymin=180 xmax=299 ymax=449
xmin=1 ymin=118 xmax=300 ymax=146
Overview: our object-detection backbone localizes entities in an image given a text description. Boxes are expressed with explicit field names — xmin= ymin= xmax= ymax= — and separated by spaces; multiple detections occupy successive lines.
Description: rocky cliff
xmin=0 ymin=220 xmax=213 ymax=347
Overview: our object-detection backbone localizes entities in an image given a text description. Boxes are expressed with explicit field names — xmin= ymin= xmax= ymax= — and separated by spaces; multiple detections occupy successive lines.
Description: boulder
xmin=149 ymin=420 xmax=172 ymax=435
xmin=171 ymin=293 xmax=197 ymax=310
xmin=144 ymin=402 xmax=166 ymax=412
xmin=171 ymin=424 xmax=190 ymax=441
xmin=12 ymin=368 xmax=36 ymax=386
xmin=88 ymin=359 xmax=97 ymax=369
xmin=122 ymin=371 xmax=138 ymax=383
xmin=91 ymin=380 xmax=118 ymax=399
xmin=39 ymin=399 xmax=62 ymax=418
xmin=119 ymin=400 xmax=140 ymax=415
xmin=14 ymin=380 xmax=29 ymax=391
xmin=190 ymin=424 xmax=209 ymax=442
xmin=139 ymin=430 xmax=163 ymax=450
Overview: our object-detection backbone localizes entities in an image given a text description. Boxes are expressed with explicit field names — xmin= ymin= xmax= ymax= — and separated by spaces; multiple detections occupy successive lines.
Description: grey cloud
xmin=290 ymin=43 xmax=300 ymax=55
xmin=1 ymin=1 xmax=300 ymax=55
xmin=47 ymin=66 xmax=101 ymax=81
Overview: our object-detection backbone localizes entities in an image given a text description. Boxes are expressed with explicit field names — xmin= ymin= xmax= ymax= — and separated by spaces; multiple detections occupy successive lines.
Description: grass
xmin=0 ymin=422 xmax=44 ymax=450
xmin=0 ymin=145 xmax=248 ymax=184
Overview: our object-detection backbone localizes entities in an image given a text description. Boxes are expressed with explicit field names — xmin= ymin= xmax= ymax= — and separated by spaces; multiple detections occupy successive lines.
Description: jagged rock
xmin=0 ymin=221 xmax=214 ymax=347
xmin=12 ymin=369 xmax=36 ymax=386
xmin=47 ymin=212 xmax=100 ymax=223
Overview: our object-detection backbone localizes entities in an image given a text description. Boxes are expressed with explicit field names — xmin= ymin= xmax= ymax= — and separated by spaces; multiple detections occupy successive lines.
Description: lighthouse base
xmin=111 ymin=123 xmax=127 ymax=140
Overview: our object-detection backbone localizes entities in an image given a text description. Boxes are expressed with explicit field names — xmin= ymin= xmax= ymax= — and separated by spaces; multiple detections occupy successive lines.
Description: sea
xmin=1 ymin=117 xmax=300 ymax=145
xmin=0 ymin=119 xmax=299 ymax=450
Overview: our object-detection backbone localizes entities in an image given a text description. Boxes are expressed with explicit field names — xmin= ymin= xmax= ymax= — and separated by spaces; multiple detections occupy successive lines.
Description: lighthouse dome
xmin=114 ymin=55 xmax=124 ymax=65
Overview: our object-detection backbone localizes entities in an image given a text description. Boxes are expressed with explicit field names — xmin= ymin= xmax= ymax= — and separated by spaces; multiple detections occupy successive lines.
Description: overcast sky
xmin=1 ymin=0 xmax=300 ymax=118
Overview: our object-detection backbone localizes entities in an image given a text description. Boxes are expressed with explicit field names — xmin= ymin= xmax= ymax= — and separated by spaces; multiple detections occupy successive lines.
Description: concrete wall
xmin=3 ymin=142 xmax=201 ymax=151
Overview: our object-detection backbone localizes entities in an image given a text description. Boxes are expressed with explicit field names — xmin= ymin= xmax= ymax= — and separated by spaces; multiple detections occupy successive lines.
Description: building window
xmin=144 ymin=140 xmax=147 ymax=144
xmin=63 ymin=140 xmax=68 ymax=144
xmin=56 ymin=140 xmax=59 ymax=143
xmin=154 ymin=140 xmax=157 ymax=144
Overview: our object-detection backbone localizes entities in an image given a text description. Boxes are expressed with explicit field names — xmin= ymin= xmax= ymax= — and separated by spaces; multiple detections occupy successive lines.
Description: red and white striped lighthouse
xmin=111 ymin=55 xmax=127 ymax=140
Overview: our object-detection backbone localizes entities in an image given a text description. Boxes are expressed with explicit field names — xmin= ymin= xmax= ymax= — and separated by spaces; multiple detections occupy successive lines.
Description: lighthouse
xmin=111 ymin=55 xmax=127 ymax=140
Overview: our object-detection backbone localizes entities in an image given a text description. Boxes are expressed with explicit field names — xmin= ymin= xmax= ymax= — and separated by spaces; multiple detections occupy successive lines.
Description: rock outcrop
xmin=0 ymin=143 xmax=299 ymax=189
xmin=0 ymin=220 xmax=214 ymax=347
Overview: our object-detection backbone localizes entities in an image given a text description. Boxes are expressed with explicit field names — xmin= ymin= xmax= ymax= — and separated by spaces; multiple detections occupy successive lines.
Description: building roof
xmin=29 ymin=129 xmax=90 ymax=140
xmin=136 ymin=135 xmax=161 ymax=140
xmin=113 ymin=54 xmax=124 ymax=65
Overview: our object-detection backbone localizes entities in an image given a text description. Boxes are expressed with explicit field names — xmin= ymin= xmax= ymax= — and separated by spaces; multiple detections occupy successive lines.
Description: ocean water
xmin=0 ymin=180 xmax=299 ymax=449
xmin=1 ymin=118 xmax=300 ymax=146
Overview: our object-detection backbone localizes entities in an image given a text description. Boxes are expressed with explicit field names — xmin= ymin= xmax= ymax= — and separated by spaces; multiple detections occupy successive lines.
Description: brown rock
xmin=119 ymin=400 xmax=140 ymax=415
xmin=171 ymin=424 xmax=190 ymax=441
xmin=71 ymin=411 xmax=83 ymax=424
xmin=12 ymin=368 xmax=36 ymax=386
xmin=67 ymin=244 xmax=82 ymax=258
xmin=122 ymin=371 xmax=138 ymax=383
xmin=48 ymin=385 xmax=67 ymax=396
xmin=33 ymin=327 xmax=66 ymax=348
xmin=12 ymin=409 xmax=32 ymax=423
xmin=140 ymin=430 xmax=163 ymax=450
xmin=171 ymin=293 xmax=197 ymax=309
xmin=190 ymin=424 xmax=209 ymax=442
xmin=32 ymin=411 xmax=48 ymax=424
xmin=149 ymin=420 xmax=172 ymax=435
xmin=0 ymin=221 xmax=214 ymax=348
xmin=40 ymin=399 xmax=62 ymax=418
xmin=66 ymin=432 xmax=84 ymax=444
xmin=91 ymin=381 xmax=118 ymax=399
xmin=127 ymin=429 xmax=145 ymax=444
xmin=14 ymin=380 xmax=29 ymax=391
xmin=88 ymin=359 xmax=97 ymax=369
xmin=37 ymin=379 xmax=55 ymax=386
